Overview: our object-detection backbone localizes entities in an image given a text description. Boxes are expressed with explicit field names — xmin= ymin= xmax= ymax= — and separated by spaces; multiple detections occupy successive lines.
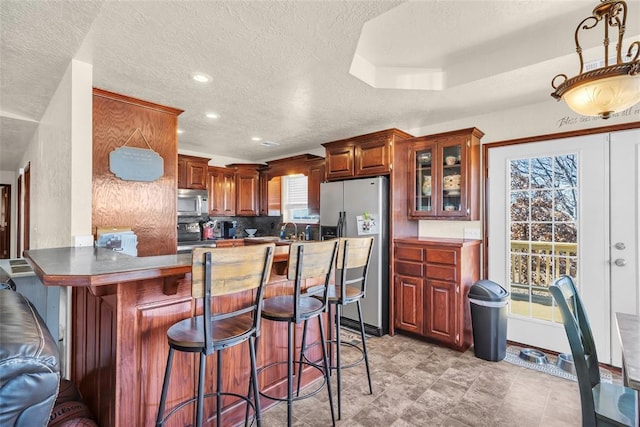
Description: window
xmin=281 ymin=174 xmax=319 ymax=223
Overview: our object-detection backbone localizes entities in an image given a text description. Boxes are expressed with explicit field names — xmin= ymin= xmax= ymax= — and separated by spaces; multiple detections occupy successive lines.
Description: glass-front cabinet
xmin=408 ymin=128 xmax=483 ymax=220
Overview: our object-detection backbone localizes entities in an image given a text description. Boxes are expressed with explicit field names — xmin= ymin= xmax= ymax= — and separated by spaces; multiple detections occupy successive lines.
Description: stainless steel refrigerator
xmin=320 ymin=176 xmax=389 ymax=336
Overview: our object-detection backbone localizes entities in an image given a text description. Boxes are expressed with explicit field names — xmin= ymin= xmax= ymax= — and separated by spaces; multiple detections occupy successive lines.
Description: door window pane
xmin=508 ymin=154 xmax=578 ymax=324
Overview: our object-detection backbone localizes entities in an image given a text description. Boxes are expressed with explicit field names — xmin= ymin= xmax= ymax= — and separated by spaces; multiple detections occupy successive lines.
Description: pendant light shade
xmin=551 ymin=0 xmax=640 ymax=119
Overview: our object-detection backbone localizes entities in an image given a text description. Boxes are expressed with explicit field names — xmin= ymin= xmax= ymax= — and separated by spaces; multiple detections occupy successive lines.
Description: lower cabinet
xmin=393 ymin=238 xmax=480 ymax=351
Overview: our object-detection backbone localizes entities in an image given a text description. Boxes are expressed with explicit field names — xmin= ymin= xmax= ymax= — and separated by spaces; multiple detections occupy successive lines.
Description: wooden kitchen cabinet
xmin=407 ymin=128 xmax=483 ymax=220
xmin=307 ymin=159 xmax=324 ymax=216
xmin=393 ymin=238 xmax=480 ymax=351
xmin=259 ymin=173 xmax=281 ymax=216
xmin=207 ymin=166 xmax=236 ymax=216
xmin=394 ymin=275 xmax=424 ymax=335
xmin=228 ymin=164 xmax=261 ymax=216
xmin=323 ymin=129 xmax=412 ymax=181
xmin=178 ymin=154 xmax=209 ymax=189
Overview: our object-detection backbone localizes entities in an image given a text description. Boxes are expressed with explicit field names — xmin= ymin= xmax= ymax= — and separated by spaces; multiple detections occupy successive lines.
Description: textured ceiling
xmin=1 ymin=0 xmax=639 ymax=170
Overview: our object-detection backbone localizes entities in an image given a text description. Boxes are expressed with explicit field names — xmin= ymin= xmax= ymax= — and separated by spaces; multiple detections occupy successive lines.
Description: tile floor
xmin=260 ymin=331 xmax=617 ymax=426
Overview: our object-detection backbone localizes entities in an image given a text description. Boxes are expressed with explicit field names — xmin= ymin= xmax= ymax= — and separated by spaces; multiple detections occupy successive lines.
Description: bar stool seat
xmin=167 ymin=313 xmax=255 ymax=350
xmin=156 ymin=244 xmax=274 ymax=427
xmin=258 ymin=240 xmax=339 ymax=427
xmin=262 ymin=295 xmax=324 ymax=321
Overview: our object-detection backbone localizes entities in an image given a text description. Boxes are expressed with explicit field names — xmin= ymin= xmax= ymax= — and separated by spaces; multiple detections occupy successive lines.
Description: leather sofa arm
xmin=0 ymin=290 xmax=60 ymax=427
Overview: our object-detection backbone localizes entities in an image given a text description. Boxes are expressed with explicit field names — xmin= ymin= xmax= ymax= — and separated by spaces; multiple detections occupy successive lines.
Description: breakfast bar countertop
xmin=24 ymin=246 xmax=192 ymax=287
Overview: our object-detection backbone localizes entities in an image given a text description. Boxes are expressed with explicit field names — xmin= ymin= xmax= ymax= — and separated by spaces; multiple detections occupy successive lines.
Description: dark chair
xmin=297 ymin=236 xmax=375 ymax=419
xmin=156 ymin=243 xmax=275 ymax=427
xmin=260 ymin=240 xmax=339 ymax=427
xmin=549 ymin=275 xmax=638 ymax=427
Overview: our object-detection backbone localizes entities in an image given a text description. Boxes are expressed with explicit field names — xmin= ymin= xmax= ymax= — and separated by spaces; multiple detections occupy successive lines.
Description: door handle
xmin=614 ymin=242 xmax=626 ymax=250
xmin=614 ymin=258 xmax=627 ymax=267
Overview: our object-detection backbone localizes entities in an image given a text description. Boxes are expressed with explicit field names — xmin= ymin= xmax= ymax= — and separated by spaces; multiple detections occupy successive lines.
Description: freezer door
xmin=320 ymin=181 xmax=344 ymax=226
xmin=341 ymin=177 xmax=388 ymax=333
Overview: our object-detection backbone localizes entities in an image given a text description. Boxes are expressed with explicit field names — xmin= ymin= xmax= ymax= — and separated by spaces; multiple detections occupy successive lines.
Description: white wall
xmin=19 ymin=60 xmax=93 ymax=250
xmin=408 ymin=99 xmax=640 ymax=239
xmin=17 ymin=60 xmax=93 ymax=378
xmin=70 ymin=61 xmax=93 ymax=242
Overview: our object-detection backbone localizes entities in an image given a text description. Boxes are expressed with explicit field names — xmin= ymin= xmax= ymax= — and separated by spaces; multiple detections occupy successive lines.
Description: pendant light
xmin=551 ymin=0 xmax=640 ymax=119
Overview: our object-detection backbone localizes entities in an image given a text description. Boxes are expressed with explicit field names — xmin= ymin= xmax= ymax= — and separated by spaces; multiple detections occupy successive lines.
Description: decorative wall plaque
xmin=109 ymin=128 xmax=164 ymax=182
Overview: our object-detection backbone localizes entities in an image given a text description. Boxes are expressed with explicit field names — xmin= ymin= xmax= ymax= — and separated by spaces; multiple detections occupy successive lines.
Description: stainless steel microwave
xmin=177 ymin=189 xmax=209 ymax=217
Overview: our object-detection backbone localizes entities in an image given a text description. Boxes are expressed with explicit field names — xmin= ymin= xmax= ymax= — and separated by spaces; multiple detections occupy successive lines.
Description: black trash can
xmin=469 ymin=280 xmax=509 ymax=361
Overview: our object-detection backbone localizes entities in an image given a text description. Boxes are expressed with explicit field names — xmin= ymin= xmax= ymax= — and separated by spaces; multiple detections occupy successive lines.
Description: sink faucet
xmin=281 ymin=222 xmax=298 ymax=240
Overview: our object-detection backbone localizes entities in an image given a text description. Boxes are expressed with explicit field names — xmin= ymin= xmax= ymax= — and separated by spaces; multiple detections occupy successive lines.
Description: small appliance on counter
xmin=177 ymin=219 xmax=218 ymax=253
xmin=222 ymin=221 xmax=237 ymax=239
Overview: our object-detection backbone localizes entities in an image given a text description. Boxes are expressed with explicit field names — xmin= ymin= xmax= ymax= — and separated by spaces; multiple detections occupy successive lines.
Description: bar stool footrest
xmin=301 ymin=339 xmax=366 ymax=371
xmin=257 ymin=360 xmax=327 ymax=402
xmin=159 ymin=391 xmax=258 ymax=426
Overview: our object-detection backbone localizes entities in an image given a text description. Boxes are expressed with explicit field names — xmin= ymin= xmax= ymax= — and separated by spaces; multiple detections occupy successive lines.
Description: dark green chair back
xmin=550 ymin=275 xmax=638 ymax=427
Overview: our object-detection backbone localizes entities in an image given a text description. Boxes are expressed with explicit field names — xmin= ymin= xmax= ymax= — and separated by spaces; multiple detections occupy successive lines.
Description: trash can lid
xmin=469 ymin=280 xmax=509 ymax=301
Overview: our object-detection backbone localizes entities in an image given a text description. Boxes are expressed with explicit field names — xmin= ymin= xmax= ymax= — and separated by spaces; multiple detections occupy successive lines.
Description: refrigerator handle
xmin=339 ymin=211 xmax=345 ymax=237
xmin=336 ymin=211 xmax=342 ymax=238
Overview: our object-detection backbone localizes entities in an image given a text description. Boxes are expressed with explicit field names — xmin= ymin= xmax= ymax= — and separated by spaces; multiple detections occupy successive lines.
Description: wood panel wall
xmin=92 ymin=88 xmax=183 ymax=256
xmin=71 ymin=272 xmax=327 ymax=426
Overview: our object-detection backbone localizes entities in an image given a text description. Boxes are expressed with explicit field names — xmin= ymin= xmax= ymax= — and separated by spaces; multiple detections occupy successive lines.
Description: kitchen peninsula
xmin=25 ymin=244 xmax=326 ymax=427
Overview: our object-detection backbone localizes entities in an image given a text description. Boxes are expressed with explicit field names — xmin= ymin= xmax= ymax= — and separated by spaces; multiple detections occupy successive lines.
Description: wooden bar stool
xmin=259 ymin=240 xmax=339 ymax=427
xmin=298 ymin=236 xmax=374 ymax=419
xmin=156 ymin=244 xmax=274 ymax=427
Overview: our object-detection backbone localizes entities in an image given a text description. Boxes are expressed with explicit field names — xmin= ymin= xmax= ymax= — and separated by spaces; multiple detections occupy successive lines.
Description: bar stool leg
xmin=287 ymin=321 xmax=294 ymax=427
xmin=335 ymin=304 xmax=342 ymax=420
xmin=216 ymin=351 xmax=223 ymax=427
xmin=357 ymin=300 xmax=373 ymax=394
xmin=249 ymin=336 xmax=262 ymax=427
xmin=295 ymin=319 xmax=309 ymax=397
xmin=318 ymin=315 xmax=336 ymax=426
xmin=196 ymin=352 xmax=207 ymax=427
xmin=156 ymin=348 xmax=175 ymax=427
xmin=328 ymin=304 xmax=335 ymax=374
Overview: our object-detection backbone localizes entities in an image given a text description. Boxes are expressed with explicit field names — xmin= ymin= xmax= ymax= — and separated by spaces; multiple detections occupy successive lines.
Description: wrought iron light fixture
xmin=551 ymin=0 xmax=640 ymax=119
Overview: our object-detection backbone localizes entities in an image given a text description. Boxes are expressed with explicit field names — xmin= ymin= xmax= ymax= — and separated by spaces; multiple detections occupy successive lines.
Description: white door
xmin=609 ymin=129 xmax=640 ymax=367
xmin=488 ymin=134 xmax=611 ymax=361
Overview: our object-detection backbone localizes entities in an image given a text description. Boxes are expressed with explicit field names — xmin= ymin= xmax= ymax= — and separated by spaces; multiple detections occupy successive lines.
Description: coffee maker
xmin=222 ymin=221 xmax=236 ymax=239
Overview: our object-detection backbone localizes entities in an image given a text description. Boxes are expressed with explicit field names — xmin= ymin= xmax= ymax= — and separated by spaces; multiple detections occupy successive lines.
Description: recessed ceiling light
xmin=177 ymin=129 xmax=184 ymax=134
xmin=251 ymin=137 xmax=262 ymax=141
xmin=191 ymin=72 xmax=211 ymax=83
xmin=206 ymin=112 xmax=219 ymax=119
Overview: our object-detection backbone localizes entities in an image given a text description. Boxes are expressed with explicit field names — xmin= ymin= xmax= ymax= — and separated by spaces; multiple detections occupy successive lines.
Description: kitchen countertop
xmin=24 ymin=246 xmax=192 ymax=287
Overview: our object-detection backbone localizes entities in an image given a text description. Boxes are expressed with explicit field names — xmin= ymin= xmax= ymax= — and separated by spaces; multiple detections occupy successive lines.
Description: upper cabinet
xmin=228 ymin=164 xmax=261 ymax=216
xmin=306 ymin=159 xmax=324 ymax=216
xmin=323 ymin=129 xmax=413 ymax=181
xmin=178 ymin=154 xmax=209 ymax=189
xmin=407 ymin=128 xmax=483 ymax=220
xmin=207 ymin=166 xmax=236 ymax=217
